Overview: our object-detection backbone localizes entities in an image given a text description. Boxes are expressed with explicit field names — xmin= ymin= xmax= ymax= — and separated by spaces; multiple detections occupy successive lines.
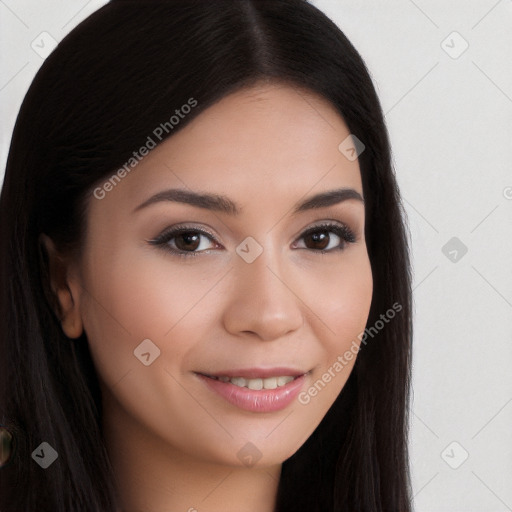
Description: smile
xmin=195 ymin=369 xmax=309 ymax=413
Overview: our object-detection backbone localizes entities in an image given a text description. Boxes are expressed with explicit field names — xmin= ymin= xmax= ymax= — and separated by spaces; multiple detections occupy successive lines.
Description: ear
xmin=39 ymin=234 xmax=84 ymax=339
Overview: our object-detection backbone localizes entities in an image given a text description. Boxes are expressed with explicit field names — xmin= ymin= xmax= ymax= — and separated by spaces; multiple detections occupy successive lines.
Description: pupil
xmin=177 ymin=232 xmax=200 ymax=251
xmin=308 ymin=231 xmax=329 ymax=250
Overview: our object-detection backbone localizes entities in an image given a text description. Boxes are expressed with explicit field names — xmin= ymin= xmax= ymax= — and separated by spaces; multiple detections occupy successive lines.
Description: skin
xmin=44 ymin=81 xmax=373 ymax=512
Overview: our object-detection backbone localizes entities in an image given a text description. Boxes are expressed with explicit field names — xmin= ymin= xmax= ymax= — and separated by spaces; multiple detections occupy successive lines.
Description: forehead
xmin=90 ymin=82 xmax=363 ymax=218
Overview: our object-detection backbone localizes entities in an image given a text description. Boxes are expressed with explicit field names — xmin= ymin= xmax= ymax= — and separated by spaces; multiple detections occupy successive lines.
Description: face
xmin=63 ymin=82 xmax=372 ymax=469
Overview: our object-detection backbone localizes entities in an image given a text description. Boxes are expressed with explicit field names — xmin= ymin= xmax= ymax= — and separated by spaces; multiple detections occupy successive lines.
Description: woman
xmin=0 ymin=1 xmax=413 ymax=510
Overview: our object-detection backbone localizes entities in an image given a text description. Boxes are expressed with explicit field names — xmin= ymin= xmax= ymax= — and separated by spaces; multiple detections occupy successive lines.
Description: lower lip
xmin=197 ymin=374 xmax=306 ymax=413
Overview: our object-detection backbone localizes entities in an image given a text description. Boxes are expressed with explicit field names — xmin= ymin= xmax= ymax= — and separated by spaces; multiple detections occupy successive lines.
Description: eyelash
xmin=147 ymin=222 xmax=357 ymax=259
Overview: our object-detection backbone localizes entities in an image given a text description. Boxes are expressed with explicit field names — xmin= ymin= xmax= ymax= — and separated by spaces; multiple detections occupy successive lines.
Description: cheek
xmin=78 ymin=249 xmax=233 ymax=460
xmin=306 ymin=248 xmax=373 ymax=349
xmin=302 ymin=249 xmax=372 ymax=391
xmin=77 ymin=237 xmax=374 ymax=466
xmin=79 ymin=247 xmax=224 ymax=384
xmin=293 ymin=255 xmax=372 ymax=416
xmin=81 ymin=241 xmax=372 ymax=386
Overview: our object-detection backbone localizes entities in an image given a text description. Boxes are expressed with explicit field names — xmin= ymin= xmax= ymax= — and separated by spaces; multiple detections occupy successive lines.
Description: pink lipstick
xmin=195 ymin=368 xmax=308 ymax=413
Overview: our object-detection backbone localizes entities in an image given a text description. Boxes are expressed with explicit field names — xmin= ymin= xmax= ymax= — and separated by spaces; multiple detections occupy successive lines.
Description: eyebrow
xmin=133 ymin=187 xmax=364 ymax=215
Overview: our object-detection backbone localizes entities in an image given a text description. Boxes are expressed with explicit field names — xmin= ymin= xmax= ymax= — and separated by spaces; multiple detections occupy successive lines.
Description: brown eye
xmin=148 ymin=226 xmax=219 ymax=258
xmin=303 ymin=230 xmax=331 ymax=251
xmin=295 ymin=222 xmax=356 ymax=253
xmin=174 ymin=231 xmax=202 ymax=252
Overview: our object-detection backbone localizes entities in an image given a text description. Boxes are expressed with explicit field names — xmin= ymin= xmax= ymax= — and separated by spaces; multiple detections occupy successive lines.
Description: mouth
xmin=195 ymin=368 xmax=310 ymax=413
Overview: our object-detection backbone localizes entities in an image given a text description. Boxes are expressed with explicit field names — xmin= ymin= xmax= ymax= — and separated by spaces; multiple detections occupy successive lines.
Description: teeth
xmin=212 ymin=375 xmax=296 ymax=389
xmin=277 ymin=376 xmax=294 ymax=387
xmin=247 ymin=378 xmax=263 ymax=390
xmin=262 ymin=377 xmax=277 ymax=389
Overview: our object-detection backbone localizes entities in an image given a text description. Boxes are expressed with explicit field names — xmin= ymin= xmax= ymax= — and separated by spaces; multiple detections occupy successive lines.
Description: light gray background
xmin=1 ymin=1 xmax=511 ymax=510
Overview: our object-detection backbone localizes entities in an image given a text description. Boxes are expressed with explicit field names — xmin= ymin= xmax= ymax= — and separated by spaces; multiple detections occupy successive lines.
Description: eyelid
xmin=147 ymin=224 xmax=221 ymax=248
xmin=294 ymin=220 xmax=356 ymax=242
xmin=147 ymin=219 xmax=358 ymax=257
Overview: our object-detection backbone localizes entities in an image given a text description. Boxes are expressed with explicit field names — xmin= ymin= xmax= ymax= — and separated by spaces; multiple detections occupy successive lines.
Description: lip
xmin=196 ymin=370 xmax=308 ymax=413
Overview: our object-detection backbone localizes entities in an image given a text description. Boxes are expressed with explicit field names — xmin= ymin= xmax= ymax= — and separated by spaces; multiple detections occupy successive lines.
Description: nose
xmin=221 ymin=244 xmax=304 ymax=341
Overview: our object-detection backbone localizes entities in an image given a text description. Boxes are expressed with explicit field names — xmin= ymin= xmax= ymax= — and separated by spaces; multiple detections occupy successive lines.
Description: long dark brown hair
xmin=0 ymin=1 xmax=413 ymax=510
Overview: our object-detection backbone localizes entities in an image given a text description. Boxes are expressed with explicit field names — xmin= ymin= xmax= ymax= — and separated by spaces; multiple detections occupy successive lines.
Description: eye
xmin=147 ymin=221 xmax=357 ymax=258
xmin=147 ymin=225 xmax=220 ymax=258
xmin=294 ymin=222 xmax=356 ymax=253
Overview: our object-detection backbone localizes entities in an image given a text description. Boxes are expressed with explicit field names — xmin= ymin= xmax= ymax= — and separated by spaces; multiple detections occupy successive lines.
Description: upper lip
xmin=198 ymin=367 xmax=308 ymax=379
